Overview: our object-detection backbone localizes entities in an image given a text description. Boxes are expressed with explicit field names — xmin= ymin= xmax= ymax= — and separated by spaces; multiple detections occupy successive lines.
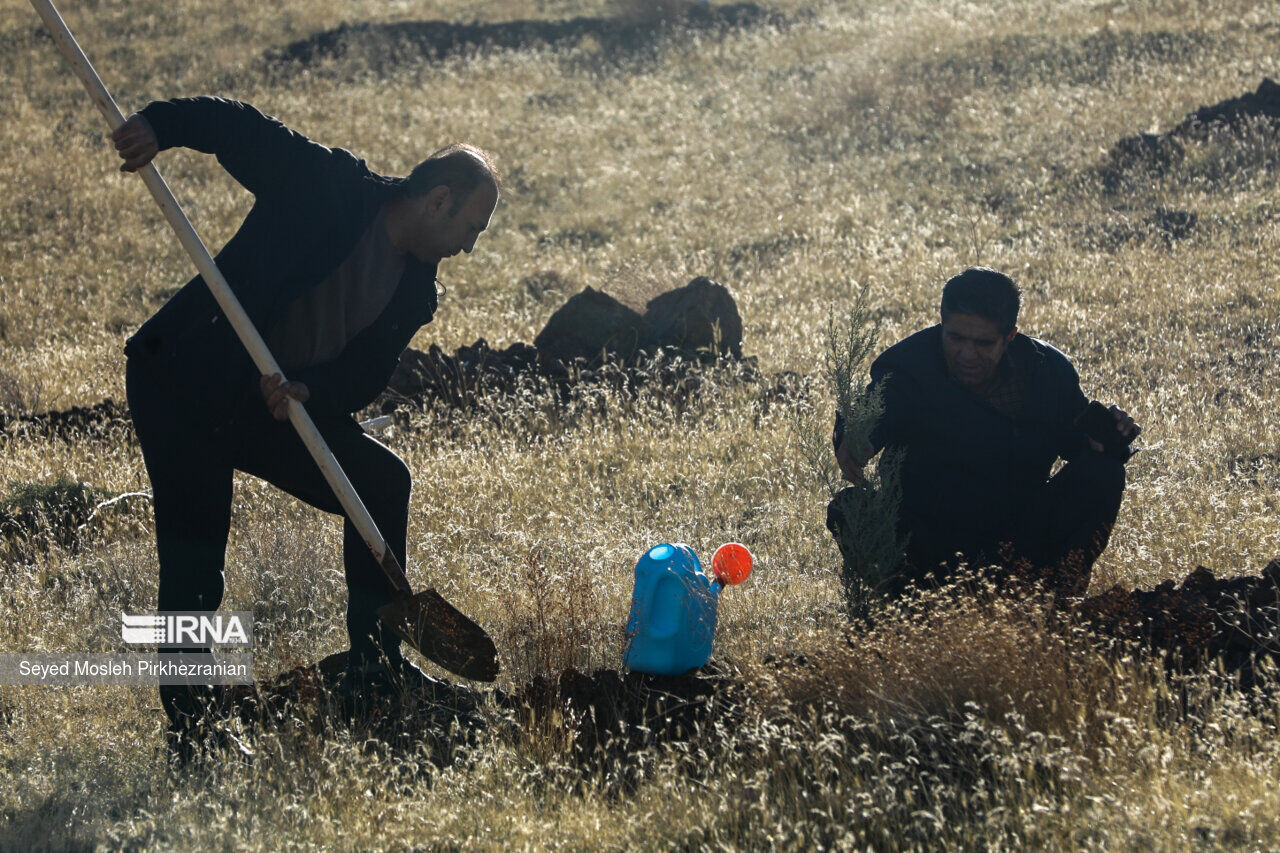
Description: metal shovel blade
xmin=377 ymin=589 xmax=500 ymax=682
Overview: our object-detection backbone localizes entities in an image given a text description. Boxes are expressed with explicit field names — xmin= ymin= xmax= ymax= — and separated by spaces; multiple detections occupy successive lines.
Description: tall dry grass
xmin=3 ymin=0 xmax=1280 ymax=847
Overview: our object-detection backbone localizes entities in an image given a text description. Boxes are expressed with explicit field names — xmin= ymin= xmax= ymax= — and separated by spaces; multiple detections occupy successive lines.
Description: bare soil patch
xmin=209 ymin=560 xmax=1280 ymax=773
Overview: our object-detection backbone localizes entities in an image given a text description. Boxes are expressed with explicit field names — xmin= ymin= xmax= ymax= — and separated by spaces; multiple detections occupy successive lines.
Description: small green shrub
xmin=794 ymin=293 xmax=907 ymax=619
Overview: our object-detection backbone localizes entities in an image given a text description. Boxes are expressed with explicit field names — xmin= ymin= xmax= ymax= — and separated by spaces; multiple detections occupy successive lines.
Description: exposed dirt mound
xmin=212 ymin=561 xmax=1280 ymax=770
xmin=377 ymin=338 xmax=758 ymax=420
xmin=222 ymin=653 xmax=739 ymax=772
xmin=1077 ymin=560 xmax=1280 ymax=688
xmin=1104 ymin=78 xmax=1280 ymax=189
xmin=1173 ymin=77 xmax=1280 ymax=137
xmin=219 ymin=654 xmax=486 ymax=765
xmin=273 ymin=3 xmax=790 ymax=73
xmin=515 ymin=663 xmax=743 ymax=765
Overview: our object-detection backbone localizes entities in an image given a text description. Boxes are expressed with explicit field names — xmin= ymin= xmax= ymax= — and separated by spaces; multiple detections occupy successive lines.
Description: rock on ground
xmin=533 ymin=287 xmax=651 ymax=364
xmin=643 ymin=276 xmax=744 ymax=357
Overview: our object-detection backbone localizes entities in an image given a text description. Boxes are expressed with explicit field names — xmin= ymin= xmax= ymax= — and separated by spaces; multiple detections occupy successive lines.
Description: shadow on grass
xmin=270 ymin=3 xmax=792 ymax=74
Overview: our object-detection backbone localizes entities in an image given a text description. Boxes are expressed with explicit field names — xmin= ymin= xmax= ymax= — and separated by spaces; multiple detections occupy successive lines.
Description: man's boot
xmin=161 ymin=682 xmax=227 ymax=767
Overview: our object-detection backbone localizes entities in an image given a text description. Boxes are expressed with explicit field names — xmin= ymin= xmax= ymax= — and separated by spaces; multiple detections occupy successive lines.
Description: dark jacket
xmin=123 ymin=97 xmax=439 ymax=424
xmin=837 ymin=325 xmax=1091 ymax=552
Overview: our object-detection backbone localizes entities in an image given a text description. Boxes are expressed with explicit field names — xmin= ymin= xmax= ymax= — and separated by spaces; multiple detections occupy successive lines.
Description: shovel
xmin=30 ymin=0 xmax=499 ymax=682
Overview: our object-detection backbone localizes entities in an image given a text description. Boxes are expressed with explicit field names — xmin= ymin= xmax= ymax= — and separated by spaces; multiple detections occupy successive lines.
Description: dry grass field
xmin=3 ymin=0 xmax=1280 ymax=847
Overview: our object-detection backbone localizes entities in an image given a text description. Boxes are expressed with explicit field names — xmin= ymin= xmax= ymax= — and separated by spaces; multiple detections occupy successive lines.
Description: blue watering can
xmin=623 ymin=543 xmax=720 ymax=675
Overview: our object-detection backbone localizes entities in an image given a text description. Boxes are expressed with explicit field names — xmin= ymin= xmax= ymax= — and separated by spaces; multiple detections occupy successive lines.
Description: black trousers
xmin=127 ymin=354 xmax=410 ymax=728
xmin=829 ymin=452 xmax=1126 ymax=599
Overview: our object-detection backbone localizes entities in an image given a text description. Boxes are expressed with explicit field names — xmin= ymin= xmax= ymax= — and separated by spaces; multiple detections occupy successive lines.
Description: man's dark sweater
xmin=123 ymin=97 xmax=438 ymax=420
xmin=833 ymin=325 xmax=1119 ymax=584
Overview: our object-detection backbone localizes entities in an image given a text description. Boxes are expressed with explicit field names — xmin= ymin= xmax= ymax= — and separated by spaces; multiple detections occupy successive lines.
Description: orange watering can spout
xmin=711 ymin=542 xmax=753 ymax=586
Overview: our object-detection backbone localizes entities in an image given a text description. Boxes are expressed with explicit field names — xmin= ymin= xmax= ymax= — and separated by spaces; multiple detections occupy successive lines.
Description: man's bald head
xmin=406 ymin=144 xmax=500 ymax=214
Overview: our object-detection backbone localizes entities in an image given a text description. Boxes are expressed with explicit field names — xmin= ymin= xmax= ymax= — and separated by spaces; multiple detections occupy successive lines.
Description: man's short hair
xmin=406 ymin=144 xmax=501 ymax=213
xmin=940 ymin=267 xmax=1022 ymax=334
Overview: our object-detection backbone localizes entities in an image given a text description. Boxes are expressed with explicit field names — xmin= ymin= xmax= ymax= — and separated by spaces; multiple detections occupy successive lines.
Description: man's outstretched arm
xmin=112 ymin=96 xmax=341 ymax=201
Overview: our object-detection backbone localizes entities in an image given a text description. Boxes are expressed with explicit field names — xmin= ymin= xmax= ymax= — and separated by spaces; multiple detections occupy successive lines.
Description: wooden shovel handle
xmin=29 ymin=0 xmax=413 ymax=595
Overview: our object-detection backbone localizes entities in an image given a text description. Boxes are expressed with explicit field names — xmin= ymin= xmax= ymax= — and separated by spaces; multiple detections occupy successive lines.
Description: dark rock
xmin=534 ymin=287 xmax=650 ymax=364
xmin=372 ymin=279 xmax=760 ymax=422
xmin=643 ymin=276 xmax=744 ymax=358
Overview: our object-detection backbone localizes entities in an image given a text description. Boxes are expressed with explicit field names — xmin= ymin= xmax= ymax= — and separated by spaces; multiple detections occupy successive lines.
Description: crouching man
xmin=828 ymin=267 xmax=1139 ymax=599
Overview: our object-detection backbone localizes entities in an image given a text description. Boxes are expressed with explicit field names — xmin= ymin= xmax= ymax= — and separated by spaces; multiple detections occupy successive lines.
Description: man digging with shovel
xmin=113 ymin=96 xmax=499 ymax=760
